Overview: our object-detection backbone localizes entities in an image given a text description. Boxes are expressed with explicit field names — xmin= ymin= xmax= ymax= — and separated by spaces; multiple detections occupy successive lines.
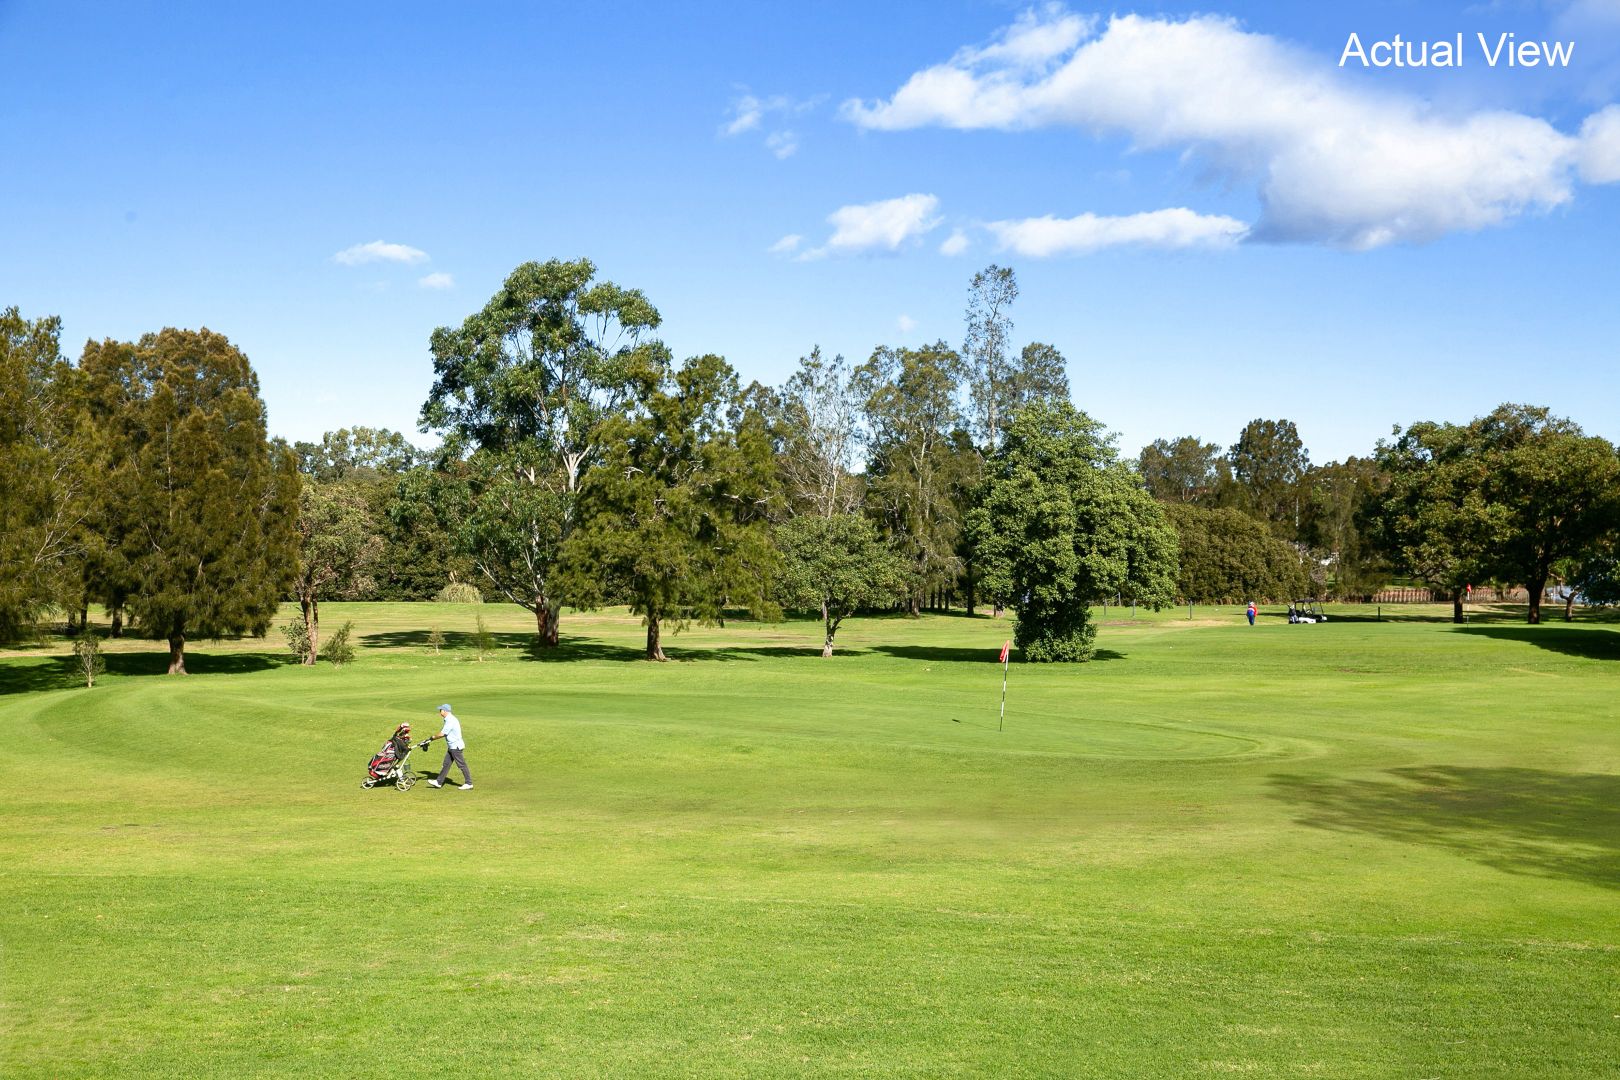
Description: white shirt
xmin=438 ymin=712 xmax=465 ymax=750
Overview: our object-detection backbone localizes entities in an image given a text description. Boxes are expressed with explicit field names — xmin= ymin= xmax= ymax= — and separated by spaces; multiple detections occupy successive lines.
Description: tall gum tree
xmin=86 ymin=329 xmax=298 ymax=673
xmin=421 ymin=258 xmax=662 ymax=646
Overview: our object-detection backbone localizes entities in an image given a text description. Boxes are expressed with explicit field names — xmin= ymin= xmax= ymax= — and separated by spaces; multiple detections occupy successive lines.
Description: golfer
xmin=1246 ymin=601 xmax=1257 ymax=626
xmin=424 ymin=704 xmax=474 ymax=790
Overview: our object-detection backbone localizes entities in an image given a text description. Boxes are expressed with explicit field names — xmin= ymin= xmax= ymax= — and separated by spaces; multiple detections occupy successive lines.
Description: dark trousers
xmin=437 ymin=747 xmax=473 ymax=784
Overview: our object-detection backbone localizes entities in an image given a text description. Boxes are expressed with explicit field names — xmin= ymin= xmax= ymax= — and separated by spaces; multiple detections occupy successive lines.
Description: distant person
xmin=1246 ymin=601 xmax=1257 ymax=626
xmin=424 ymin=704 xmax=474 ymax=790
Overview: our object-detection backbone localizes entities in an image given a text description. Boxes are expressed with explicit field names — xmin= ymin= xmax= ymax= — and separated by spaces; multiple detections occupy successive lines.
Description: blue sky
xmin=3 ymin=0 xmax=1618 ymax=463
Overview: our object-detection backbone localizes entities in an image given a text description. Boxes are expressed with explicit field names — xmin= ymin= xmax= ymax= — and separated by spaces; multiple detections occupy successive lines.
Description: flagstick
xmin=999 ymin=646 xmax=1009 ymax=732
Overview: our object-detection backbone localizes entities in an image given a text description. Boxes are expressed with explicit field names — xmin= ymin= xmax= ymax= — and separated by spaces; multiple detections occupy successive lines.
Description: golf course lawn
xmin=2 ymin=602 xmax=1616 ymax=1077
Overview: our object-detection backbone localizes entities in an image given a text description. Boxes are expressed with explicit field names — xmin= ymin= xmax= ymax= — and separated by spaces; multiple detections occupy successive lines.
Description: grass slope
xmin=2 ymin=603 xmax=1617 ymax=1077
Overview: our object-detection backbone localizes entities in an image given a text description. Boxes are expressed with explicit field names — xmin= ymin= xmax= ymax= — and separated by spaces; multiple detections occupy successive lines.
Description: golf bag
xmin=363 ymin=725 xmax=419 ymax=791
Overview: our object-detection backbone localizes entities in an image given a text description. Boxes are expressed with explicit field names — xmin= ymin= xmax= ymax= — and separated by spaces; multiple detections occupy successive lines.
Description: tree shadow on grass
xmin=1454 ymin=625 xmax=1620 ymax=662
xmin=0 ymin=649 xmax=290 ymax=695
xmin=871 ymin=645 xmax=1126 ymax=664
xmin=1270 ymin=766 xmax=1620 ymax=889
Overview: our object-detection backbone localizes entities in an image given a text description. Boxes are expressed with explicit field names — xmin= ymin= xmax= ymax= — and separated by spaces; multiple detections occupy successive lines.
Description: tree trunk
xmin=1527 ymin=574 xmax=1547 ymax=624
xmin=1565 ymin=590 xmax=1576 ymax=622
xmin=301 ymin=597 xmax=319 ymax=665
xmin=167 ymin=633 xmax=187 ymax=675
xmin=822 ymin=613 xmax=836 ymax=658
xmin=110 ymin=606 xmax=123 ymax=638
xmin=966 ymin=566 xmax=977 ymax=616
xmin=1453 ymin=595 xmax=1464 ymax=624
xmin=646 ymin=616 xmax=666 ymax=662
xmin=79 ymin=602 xmax=89 ymax=632
xmin=536 ymin=598 xmax=561 ymax=648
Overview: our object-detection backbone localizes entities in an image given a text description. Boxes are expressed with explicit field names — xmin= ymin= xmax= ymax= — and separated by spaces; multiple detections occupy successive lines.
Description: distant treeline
xmin=4 ymin=261 xmax=1619 ymax=667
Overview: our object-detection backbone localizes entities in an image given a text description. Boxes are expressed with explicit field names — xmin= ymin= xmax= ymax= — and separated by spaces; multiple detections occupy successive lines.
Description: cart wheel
xmin=397 ymin=774 xmax=416 ymax=792
xmin=362 ymin=779 xmax=375 ymax=789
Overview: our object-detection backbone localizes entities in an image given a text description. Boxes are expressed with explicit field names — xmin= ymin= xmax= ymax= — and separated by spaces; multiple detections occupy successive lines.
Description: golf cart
xmin=1287 ymin=599 xmax=1327 ymax=624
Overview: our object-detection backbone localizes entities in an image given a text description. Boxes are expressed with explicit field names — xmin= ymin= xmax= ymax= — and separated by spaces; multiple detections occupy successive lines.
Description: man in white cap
xmin=423 ymin=704 xmax=473 ymax=790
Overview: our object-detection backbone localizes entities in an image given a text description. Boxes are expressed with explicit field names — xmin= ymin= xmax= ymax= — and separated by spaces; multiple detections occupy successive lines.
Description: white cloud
xmin=1578 ymin=104 xmax=1620 ymax=182
xmin=723 ymin=94 xmax=766 ymax=136
xmin=843 ymin=9 xmax=1618 ymax=248
xmin=939 ymin=228 xmax=971 ymax=256
xmin=766 ymin=130 xmax=799 ymax=159
xmin=768 ymin=234 xmax=803 ymax=255
xmin=988 ymin=208 xmax=1248 ymax=256
xmin=801 ymin=193 xmax=942 ymax=259
xmin=897 ymin=314 xmax=917 ymax=333
xmin=333 ymin=240 xmax=429 ymax=266
xmin=418 ymin=272 xmax=455 ymax=290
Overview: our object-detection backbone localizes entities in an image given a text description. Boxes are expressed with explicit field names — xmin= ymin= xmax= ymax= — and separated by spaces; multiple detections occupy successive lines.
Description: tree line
xmin=4 ymin=260 xmax=1618 ymax=669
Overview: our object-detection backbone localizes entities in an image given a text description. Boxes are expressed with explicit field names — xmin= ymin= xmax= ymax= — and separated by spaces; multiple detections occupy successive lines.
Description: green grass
xmin=3 ymin=601 xmax=1617 ymax=1077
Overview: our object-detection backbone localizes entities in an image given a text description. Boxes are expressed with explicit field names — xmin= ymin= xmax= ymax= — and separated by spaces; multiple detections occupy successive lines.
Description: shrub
xmin=473 ymin=613 xmax=495 ymax=661
xmin=435 ymin=582 xmax=484 ymax=604
xmin=325 ymin=620 xmax=357 ymax=667
xmin=281 ymin=619 xmax=311 ymax=661
xmin=426 ymin=625 xmax=445 ymax=654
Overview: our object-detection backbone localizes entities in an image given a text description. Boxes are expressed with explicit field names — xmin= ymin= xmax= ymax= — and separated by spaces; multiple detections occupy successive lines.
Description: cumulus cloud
xmin=988 ymin=208 xmax=1248 ymax=256
xmin=1579 ymin=104 xmax=1620 ymax=182
xmin=939 ymin=228 xmax=971 ymax=256
xmin=768 ymin=234 xmax=804 ymax=255
xmin=418 ymin=272 xmax=455 ymax=289
xmin=333 ymin=240 xmax=429 ymax=266
xmin=799 ymin=194 xmax=943 ymax=259
xmin=897 ymin=314 xmax=918 ymax=333
xmin=842 ymin=8 xmax=1620 ymax=248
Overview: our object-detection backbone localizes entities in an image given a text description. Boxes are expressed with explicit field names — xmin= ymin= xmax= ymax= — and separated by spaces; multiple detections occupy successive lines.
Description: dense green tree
xmin=0 ymin=308 xmax=94 ymax=639
xmin=372 ymin=463 xmax=475 ymax=600
xmin=568 ymin=353 xmax=777 ymax=660
xmin=854 ymin=342 xmax=969 ymax=615
xmin=1005 ymin=342 xmax=1071 ymax=419
xmin=775 ymin=514 xmax=905 ymax=657
xmin=291 ymin=478 xmax=383 ymax=663
xmin=87 ymin=329 xmax=299 ymax=673
xmin=421 ymin=258 xmax=661 ymax=645
xmin=1229 ymin=418 xmax=1310 ymax=539
xmin=1302 ymin=457 xmax=1387 ymax=599
xmin=293 ymin=426 xmax=417 ymax=481
xmin=1161 ymin=503 xmax=1307 ymax=604
xmin=1374 ymin=405 xmax=1620 ymax=624
xmin=973 ymin=402 xmax=1179 ymax=661
xmin=1569 ymin=543 xmax=1620 ymax=615
xmin=963 ymin=264 xmax=1018 ymax=450
xmin=1138 ymin=436 xmax=1230 ymax=505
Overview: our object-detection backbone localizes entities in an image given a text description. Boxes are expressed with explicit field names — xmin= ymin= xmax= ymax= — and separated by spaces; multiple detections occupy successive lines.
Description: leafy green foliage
xmin=775 ymin=347 xmax=860 ymax=518
xmin=434 ymin=582 xmax=483 ymax=603
xmin=473 ymin=612 xmax=495 ymax=661
xmin=420 ymin=258 xmax=664 ymax=645
xmin=974 ymin=402 xmax=1179 ymax=661
xmin=1138 ymin=436 xmax=1231 ymax=505
xmin=775 ymin=514 xmax=905 ymax=656
xmin=281 ymin=618 xmax=309 ymax=659
xmin=292 ymin=477 xmax=383 ymax=663
xmin=1229 ymin=418 xmax=1310 ymax=539
xmin=1161 ymin=503 xmax=1307 ymax=603
xmin=323 ymin=620 xmax=356 ymax=667
xmin=854 ymin=342 xmax=973 ymax=614
xmin=83 ymin=329 xmax=299 ymax=672
xmin=569 ymin=353 xmax=779 ymax=660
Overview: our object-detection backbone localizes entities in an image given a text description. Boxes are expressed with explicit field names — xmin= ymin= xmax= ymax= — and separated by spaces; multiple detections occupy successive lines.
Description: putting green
xmin=3 ymin=603 xmax=1616 ymax=1077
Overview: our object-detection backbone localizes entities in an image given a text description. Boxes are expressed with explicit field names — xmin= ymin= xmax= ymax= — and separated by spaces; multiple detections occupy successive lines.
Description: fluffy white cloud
xmin=897 ymin=314 xmax=917 ymax=333
xmin=801 ymin=194 xmax=942 ymax=259
xmin=988 ymin=208 xmax=1248 ymax=256
xmin=766 ymin=130 xmax=799 ymax=159
xmin=418 ymin=272 xmax=455 ymax=289
xmin=768 ymin=234 xmax=803 ymax=255
xmin=1579 ymin=104 xmax=1620 ymax=182
xmin=723 ymin=94 xmax=767 ymax=136
xmin=843 ymin=9 xmax=1618 ymax=248
xmin=939 ymin=228 xmax=971 ymax=255
xmin=333 ymin=240 xmax=429 ymax=266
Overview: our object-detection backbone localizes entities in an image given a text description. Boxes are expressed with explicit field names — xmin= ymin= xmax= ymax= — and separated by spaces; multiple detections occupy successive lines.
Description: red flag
xmin=998 ymin=640 xmax=1010 ymax=664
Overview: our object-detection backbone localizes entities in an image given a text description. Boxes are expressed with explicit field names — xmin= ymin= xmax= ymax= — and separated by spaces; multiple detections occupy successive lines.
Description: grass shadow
xmin=0 ymin=649 xmax=290 ymax=694
xmin=871 ymin=645 xmax=1126 ymax=664
xmin=1454 ymin=625 xmax=1620 ymax=662
xmin=1270 ymin=766 xmax=1620 ymax=889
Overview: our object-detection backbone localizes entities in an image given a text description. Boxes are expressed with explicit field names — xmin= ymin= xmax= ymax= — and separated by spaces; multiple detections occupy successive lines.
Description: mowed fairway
xmin=2 ymin=603 xmax=1617 ymax=1078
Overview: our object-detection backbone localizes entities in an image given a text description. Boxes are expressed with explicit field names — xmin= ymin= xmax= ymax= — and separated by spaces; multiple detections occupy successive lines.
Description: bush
xmin=435 ymin=582 xmax=484 ymax=604
xmin=281 ymin=619 xmax=311 ymax=661
xmin=73 ymin=627 xmax=106 ymax=688
xmin=325 ymin=620 xmax=357 ymax=667
xmin=472 ymin=613 xmax=495 ymax=661
xmin=426 ymin=625 xmax=445 ymax=654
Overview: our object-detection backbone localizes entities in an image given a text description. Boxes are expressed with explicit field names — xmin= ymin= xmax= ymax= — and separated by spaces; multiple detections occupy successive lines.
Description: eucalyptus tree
xmin=291 ymin=478 xmax=383 ymax=664
xmin=1229 ymin=418 xmax=1310 ymax=539
xmin=854 ymin=341 xmax=969 ymax=615
xmin=777 ymin=346 xmax=862 ymax=518
xmin=776 ymin=514 xmax=905 ymax=656
xmin=420 ymin=258 xmax=662 ymax=645
xmin=567 ymin=352 xmax=777 ymax=660
xmin=963 ymin=264 xmax=1018 ymax=451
